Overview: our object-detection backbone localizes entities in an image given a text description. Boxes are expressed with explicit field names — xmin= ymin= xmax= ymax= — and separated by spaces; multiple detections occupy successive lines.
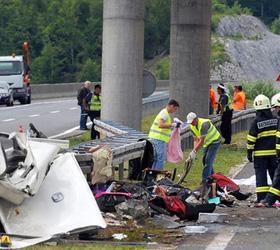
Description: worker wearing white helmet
xmin=271 ymin=92 xmax=280 ymax=110
xmin=186 ymin=112 xmax=221 ymax=182
xmin=258 ymin=93 xmax=280 ymax=207
xmin=247 ymin=94 xmax=278 ymax=203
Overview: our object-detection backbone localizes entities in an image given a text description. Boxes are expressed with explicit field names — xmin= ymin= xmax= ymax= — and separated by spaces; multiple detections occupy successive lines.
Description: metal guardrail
xmin=31 ymin=80 xmax=169 ymax=100
xmin=72 ymin=120 xmax=147 ymax=179
xmin=72 ymin=109 xmax=256 ymax=180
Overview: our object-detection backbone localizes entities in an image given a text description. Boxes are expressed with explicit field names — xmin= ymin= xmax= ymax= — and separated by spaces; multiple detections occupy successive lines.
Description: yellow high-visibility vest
xmin=90 ymin=95 xmax=101 ymax=111
xmin=149 ymin=108 xmax=172 ymax=143
xmin=191 ymin=118 xmax=220 ymax=148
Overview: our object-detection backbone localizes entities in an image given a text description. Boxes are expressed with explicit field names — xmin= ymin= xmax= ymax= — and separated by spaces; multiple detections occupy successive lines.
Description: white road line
xmin=69 ymin=107 xmax=78 ymax=110
xmin=50 ymin=110 xmax=60 ymax=114
xmin=28 ymin=114 xmax=40 ymax=118
xmin=205 ymin=228 xmax=235 ymax=250
xmin=2 ymin=118 xmax=15 ymax=122
xmin=50 ymin=121 xmax=92 ymax=139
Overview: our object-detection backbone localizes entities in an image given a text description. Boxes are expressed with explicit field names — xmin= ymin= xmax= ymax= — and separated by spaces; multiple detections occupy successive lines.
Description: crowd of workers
xmin=77 ymin=80 xmax=280 ymax=207
xmin=148 ymin=83 xmax=280 ymax=207
xmin=148 ymin=98 xmax=222 ymax=185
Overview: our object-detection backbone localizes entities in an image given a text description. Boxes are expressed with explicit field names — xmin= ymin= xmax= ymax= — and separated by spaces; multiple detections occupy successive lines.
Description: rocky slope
xmin=212 ymin=15 xmax=280 ymax=81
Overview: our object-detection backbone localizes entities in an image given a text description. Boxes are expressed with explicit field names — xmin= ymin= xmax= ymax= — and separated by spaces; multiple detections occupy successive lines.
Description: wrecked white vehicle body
xmin=0 ymin=132 xmax=106 ymax=248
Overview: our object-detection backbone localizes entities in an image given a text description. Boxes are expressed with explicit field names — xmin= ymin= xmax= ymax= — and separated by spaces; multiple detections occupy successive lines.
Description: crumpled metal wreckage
xmin=0 ymin=131 xmax=106 ymax=249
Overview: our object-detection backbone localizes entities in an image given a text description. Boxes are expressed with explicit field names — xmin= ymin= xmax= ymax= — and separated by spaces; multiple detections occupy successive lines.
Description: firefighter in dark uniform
xmin=258 ymin=93 xmax=280 ymax=207
xmin=247 ymin=94 xmax=278 ymax=202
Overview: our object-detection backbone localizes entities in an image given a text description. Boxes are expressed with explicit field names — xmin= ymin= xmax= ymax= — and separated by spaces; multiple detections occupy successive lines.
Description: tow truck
xmin=0 ymin=42 xmax=31 ymax=104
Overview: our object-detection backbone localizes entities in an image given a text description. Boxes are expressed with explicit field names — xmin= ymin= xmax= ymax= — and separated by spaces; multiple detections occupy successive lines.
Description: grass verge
xmin=165 ymin=135 xmax=246 ymax=190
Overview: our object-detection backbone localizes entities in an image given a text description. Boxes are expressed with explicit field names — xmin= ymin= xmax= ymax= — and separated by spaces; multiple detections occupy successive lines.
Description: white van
xmin=0 ymin=55 xmax=31 ymax=104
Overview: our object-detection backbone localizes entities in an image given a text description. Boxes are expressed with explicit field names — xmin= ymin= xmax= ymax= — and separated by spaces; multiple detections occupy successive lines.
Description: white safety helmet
xmin=253 ymin=94 xmax=271 ymax=110
xmin=271 ymin=93 xmax=280 ymax=108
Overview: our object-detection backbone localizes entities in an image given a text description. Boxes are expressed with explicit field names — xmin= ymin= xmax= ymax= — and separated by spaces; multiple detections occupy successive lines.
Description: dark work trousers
xmin=80 ymin=105 xmax=88 ymax=129
xmin=264 ymin=160 xmax=280 ymax=205
xmin=220 ymin=109 xmax=232 ymax=144
xmin=209 ymin=100 xmax=214 ymax=115
xmin=88 ymin=111 xmax=100 ymax=140
xmin=254 ymin=156 xmax=277 ymax=202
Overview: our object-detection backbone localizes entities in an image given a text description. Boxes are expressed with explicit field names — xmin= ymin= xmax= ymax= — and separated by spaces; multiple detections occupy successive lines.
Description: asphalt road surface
xmin=176 ymin=164 xmax=280 ymax=250
xmin=0 ymin=98 xmax=80 ymax=138
xmin=0 ymin=91 xmax=168 ymax=138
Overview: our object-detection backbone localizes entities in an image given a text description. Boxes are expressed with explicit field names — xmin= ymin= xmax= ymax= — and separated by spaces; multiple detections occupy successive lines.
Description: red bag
xmin=155 ymin=186 xmax=187 ymax=219
xmin=211 ymin=173 xmax=240 ymax=193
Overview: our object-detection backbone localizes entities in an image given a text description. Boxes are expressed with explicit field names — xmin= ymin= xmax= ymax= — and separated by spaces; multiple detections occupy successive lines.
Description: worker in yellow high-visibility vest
xmin=186 ymin=112 xmax=221 ymax=181
xmin=86 ymin=84 xmax=101 ymax=140
xmin=148 ymin=99 xmax=180 ymax=170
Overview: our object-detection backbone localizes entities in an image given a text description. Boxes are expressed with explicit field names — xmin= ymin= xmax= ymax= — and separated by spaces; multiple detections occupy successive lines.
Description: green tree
xmin=144 ymin=0 xmax=170 ymax=58
xmin=76 ymin=58 xmax=101 ymax=82
xmin=271 ymin=16 xmax=280 ymax=34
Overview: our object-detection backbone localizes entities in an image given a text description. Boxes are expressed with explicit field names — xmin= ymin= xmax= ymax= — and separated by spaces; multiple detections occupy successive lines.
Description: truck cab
xmin=0 ymin=55 xmax=31 ymax=104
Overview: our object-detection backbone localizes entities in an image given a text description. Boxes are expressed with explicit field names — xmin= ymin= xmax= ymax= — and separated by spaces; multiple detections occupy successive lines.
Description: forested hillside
xmin=0 ymin=0 xmax=279 ymax=83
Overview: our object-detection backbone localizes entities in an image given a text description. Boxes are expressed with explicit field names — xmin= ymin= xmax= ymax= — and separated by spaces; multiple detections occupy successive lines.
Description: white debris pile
xmin=0 ymin=130 xmax=106 ymax=249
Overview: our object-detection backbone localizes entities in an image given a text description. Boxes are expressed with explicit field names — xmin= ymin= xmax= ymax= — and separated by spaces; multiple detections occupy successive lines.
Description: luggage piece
xmin=149 ymin=196 xmax=216 ymax=220
xmin=210 ymin=173 xmax=240 ymax=193
xmin=95 ymin=192 xmax=132 ymax=212
xmin=209 ymin=173 xmax=250 ymax=201
xmin=128 ymin=139 xmax=154 ymax=181
xmin=142 ymin=169 xmax=172 ymax=186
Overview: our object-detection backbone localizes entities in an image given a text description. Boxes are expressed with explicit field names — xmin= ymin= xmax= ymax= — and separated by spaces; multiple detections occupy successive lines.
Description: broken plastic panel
xmin=0 ymin=152 xmax=106 ymax=249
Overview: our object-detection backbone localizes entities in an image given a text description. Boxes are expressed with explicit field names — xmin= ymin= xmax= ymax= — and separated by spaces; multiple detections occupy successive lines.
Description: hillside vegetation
xmin=0 ymin=0 xmax=279 ymax=83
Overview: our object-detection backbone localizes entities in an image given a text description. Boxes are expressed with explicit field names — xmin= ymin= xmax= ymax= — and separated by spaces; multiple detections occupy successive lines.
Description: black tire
xmin=26 ymin=95 xmax=31 ymax=104
xmin=19 ymin=97 xmax=27 ymax=105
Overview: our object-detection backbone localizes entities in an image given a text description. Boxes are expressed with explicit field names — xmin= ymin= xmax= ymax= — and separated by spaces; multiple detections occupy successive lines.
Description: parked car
xmin=0 ymin=81 xmax=13 ymax=106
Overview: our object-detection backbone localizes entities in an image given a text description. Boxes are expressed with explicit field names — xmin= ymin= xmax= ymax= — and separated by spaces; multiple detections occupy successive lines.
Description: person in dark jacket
xmin=247 ymin=94 xmax=278 ymax=203
xmin=78 ymin=81 xmax=91 ymax=130
xmin=217 ymin=83 xmax=232 ymax=144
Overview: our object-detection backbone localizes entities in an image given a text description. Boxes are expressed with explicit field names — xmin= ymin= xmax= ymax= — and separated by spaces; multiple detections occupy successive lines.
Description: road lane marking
xmin=28 ymin=114 xmax=40 ymax=118
xmin=69 ymin=107 xmax=78 ymax=110
xmin=50 ymin=110 xmax=60 ymax=114
xmin=2 ymin=118 xmax=15 ymax=122
xmin=205 ymin=228 xmax=235 ymax=250
xmin=50 ymin=121 xmax=92 ymax=139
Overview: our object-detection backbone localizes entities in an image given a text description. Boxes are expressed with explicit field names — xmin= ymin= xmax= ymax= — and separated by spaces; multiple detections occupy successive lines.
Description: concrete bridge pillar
xmin=101 ymin=0 xmax=145 ymax=130
xmin=170 ymin=0 xmax=212 ymax=119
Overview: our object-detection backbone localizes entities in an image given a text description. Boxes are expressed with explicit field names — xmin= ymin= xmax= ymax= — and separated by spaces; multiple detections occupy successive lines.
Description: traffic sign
xmin=143 ymin=70 xmax=156 ymax=98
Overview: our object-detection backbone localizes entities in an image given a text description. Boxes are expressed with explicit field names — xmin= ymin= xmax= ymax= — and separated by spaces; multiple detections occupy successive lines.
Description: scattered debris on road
xmin=0 ymin=124 xmax=255 ymax=249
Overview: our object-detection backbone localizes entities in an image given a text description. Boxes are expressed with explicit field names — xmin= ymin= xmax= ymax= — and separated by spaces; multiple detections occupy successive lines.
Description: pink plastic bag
xmin=167 ymin=128 xmax=183 ymax=163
